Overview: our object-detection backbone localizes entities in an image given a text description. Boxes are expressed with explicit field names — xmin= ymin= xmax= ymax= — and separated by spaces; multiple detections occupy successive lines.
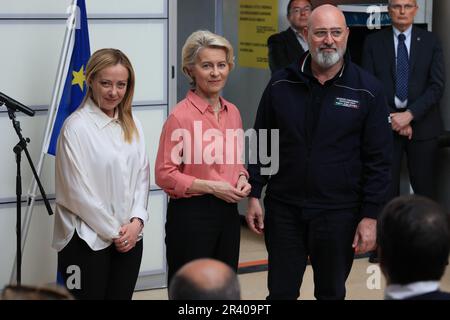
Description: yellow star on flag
xmin=72 ymin=65 xmax=86 ymax=91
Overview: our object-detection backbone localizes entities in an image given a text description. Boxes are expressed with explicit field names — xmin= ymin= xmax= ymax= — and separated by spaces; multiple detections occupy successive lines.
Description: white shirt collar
xmin=84 ymin=98 xmax=119 ymax=129
xmin=290 ymin=26 xmax=302 ymax=37
xmin=385 ymin=281 xmax=440 ymax=300
xmin=393 ymin=25 xmax=413 ymax=39
xmin=291 ymin=26 xmax=309 ymax=51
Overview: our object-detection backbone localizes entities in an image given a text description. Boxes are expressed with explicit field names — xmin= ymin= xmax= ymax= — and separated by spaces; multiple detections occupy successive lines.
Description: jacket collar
xmin=288 ymin=51 xmax=348 ymax=83
xmin=286 ymin=27 xmax=306 ymax=53
xmin=392 ymin=25 xmax=413 ymax=39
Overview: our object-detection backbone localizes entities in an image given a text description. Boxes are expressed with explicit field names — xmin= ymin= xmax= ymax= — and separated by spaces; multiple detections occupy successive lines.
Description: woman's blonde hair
xmin=82 ymin=48 xmax=138 ymax=143
xmin=181 ymin=30 xmax=234 ymax=87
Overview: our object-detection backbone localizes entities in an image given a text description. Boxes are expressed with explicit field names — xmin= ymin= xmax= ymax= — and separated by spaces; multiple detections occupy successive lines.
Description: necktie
xmin=396 ymin=33 xmax=409 ymax=102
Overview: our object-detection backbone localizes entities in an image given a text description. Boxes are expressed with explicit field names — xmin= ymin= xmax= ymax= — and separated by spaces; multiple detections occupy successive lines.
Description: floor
xmin=133 ymin=225 xmax=450 ymax=300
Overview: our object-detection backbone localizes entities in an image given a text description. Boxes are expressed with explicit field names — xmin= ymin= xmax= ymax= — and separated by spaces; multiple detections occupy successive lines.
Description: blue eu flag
xmin=47 ymin=0 xmax=90 ymax=155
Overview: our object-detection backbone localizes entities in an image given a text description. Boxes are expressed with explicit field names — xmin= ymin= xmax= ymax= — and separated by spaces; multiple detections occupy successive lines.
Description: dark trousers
xmin=165 ymin=194 xmax=240 ymax=285
xmin=389 ymin=134 xmax=438 ymax=200
xmin=264 ymin=197 xmax=359 ymax=300
xmin=58 ymin=232 xmax=143 ymax=300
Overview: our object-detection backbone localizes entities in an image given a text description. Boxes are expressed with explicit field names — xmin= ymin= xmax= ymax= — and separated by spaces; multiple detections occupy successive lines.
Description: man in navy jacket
xmin=246 ymin=4 xmax=392 ymax=300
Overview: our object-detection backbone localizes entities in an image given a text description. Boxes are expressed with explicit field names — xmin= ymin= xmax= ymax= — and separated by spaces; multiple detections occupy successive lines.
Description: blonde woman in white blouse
xmin=53 ymin=48 xmax=150 ymax=300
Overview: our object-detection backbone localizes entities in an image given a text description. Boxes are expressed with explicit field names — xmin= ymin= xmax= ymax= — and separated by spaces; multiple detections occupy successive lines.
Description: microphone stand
xmin=6 ymin=107 xmax=53 ymax=286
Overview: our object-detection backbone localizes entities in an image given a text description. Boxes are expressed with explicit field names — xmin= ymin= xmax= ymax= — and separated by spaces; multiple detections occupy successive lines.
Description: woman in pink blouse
xmin=155 ymin=30 xmax=251 ymax=284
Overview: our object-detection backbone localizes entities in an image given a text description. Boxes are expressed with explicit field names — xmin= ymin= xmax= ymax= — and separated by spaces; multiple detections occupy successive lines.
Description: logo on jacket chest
xmin=334 ymin=97 xmax=360 ymax=110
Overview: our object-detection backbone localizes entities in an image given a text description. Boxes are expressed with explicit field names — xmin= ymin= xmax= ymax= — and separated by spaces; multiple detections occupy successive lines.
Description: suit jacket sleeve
xmin=361 ymin=85 xmax=393 ymax=219
xmin=408 ymin=37 xmax=445 ymax=122
xmin=268 ymin=34 xmax=289 ymax=74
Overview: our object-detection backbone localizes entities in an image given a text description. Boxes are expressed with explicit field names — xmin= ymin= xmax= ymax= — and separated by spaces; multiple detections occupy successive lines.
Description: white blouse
xmin=53 ymin=99 xmax=150 ymax=251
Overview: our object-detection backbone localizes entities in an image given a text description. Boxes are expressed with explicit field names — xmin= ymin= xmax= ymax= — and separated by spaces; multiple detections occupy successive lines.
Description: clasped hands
xmin=211 ymin=175 xmax=251 ymax=203
xmin=390 ymin=111 xmax=414 ymax=140
xmin=114 ymin=219 xmax=143 ymax=253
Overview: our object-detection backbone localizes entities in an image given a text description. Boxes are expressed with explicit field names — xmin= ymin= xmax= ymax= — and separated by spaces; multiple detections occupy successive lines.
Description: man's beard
xmin=312 ymin=45 xmax=346 ymax=68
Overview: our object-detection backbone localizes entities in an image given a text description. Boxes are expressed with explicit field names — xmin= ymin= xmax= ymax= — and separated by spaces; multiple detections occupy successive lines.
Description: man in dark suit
xmin=362 ymin=0 xmax=445 ymax=203
xmin=267 ymin=0 xmax=312 ymax=74
xmin=378 ymin=195 xmax=450 ymax=300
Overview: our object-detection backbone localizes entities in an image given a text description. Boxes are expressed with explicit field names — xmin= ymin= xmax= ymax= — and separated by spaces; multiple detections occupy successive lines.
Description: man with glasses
xmin=247 ymin=5 xmax=392 ymax=300
xmin=362 ymin=0 xmax=445 ymax=261
xmin=267 ymin=0 xmax=312 ymax=74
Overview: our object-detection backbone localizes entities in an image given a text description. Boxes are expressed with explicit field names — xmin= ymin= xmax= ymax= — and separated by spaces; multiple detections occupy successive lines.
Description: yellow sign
xmin=238 ymin=0 xmax=278 ymax=69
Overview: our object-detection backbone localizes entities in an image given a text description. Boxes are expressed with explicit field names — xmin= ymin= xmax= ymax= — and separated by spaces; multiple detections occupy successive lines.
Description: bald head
xmin=178 ymin=259 xmax=234 ymax=289
xmin=308 ymin=4 xmax=347 ymax=30
xmin=169 ymin=259 xmax=241 ymax=300
xmin=304 ymin=4 xmax=349 ymax=70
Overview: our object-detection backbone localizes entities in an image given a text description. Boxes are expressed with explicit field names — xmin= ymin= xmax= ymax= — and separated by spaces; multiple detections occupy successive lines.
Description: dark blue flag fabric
xmin=47 ymin=0 xmax=90 ymax=155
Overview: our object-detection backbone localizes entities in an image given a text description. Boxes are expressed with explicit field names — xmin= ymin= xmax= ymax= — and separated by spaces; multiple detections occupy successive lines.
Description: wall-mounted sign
xmin=238 ymin=0 xmax=278 ymax=69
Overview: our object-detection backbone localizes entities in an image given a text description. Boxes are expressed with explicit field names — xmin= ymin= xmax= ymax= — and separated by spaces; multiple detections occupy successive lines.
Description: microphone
xmin=0 ymin=91 xmax=35 ymax=117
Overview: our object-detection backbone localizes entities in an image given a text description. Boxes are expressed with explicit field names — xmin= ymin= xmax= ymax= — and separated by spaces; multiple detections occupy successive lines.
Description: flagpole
xmin=10 ymin=0 xmax=79 ymax=284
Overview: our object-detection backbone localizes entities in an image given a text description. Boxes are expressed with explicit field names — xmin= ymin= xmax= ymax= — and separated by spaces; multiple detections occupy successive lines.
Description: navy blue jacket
xmin=248 ymin=53 xmax=393 ymax=219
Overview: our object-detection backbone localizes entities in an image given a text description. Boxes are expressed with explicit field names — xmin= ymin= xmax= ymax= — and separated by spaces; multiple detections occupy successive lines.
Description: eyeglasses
xmin=312 ymin=28 xmax=344 ymax=39
xmin=389 ymin=4 xmax=417 ymax=11
xmin=289 ymin=6 xmax=312 ymax=15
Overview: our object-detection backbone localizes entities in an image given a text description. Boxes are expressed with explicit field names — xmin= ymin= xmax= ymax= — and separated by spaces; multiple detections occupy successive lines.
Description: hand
xmin=398 ymin=125 xmax=413 ymax=140
xmin=236 ymin=175 xmax=251 ymax=197
xmin=246 ymin=197 xmax=264 ymax=235
xmin=210 ymin=181 xmax=247 ymax=203
xmin=114 ymin=219 xmax=142 ymax=253
xmin=352 ymin=218 xmax=377 ymax=255
xmin=390 ymin=111 xmax=413 ymax=131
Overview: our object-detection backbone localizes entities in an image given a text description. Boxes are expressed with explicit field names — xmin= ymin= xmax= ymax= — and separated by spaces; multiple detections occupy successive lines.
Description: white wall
xmin=0 ymin=0 xmax=174 ymax=291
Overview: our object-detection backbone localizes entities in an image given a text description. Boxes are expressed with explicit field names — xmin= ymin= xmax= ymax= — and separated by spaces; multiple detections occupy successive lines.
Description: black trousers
xmin=389 ymin=134 xmax=438 ymax=200
xmin=264 ymin=196 xmax=359 ymax=300
xmin=165 ymin=194 xmax=240 ymax=285
xmin=58 ymin=232 xmax=143 ymax=300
